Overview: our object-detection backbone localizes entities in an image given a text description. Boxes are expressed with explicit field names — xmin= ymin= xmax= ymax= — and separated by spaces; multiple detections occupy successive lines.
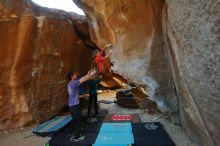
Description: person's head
xmin=75 ymin=71 xmax=80 ymax=78
xmin=66 ymin=70 xmax=79 ymax=81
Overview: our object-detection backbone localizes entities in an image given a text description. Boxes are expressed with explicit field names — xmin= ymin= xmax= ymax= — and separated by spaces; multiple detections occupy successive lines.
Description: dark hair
xmin=66 ymin=70 xmax=75 ymax=81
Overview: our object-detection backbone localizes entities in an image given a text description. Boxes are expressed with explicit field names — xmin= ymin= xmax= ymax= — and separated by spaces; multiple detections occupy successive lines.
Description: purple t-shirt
xmin=67 ymin=79 xmax=80 ymax=106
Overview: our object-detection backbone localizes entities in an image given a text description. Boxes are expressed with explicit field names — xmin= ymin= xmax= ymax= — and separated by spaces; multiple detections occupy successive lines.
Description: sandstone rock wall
xmin=75 ymin=0 xmax=220 ymax=145
xmin=74 ymin=0 xmax=176 ymax=113
xmin=1 ymin=0 xmax=219 ymax=145
xmin=163 ymin=0 xmax=220 ymax=145
xmin=0 ymin=1 xmax=93 ymax=130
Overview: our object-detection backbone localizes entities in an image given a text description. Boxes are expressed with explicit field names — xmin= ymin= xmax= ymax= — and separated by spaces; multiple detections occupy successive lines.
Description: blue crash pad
xmin=99 ymin=122 xmax=132 ymax=133
xmin=33 ymin=115 xmax=72 ymax=136
xmin=93 ymin=122 xmax=134 ymax=146
xmin=94 ymin=132 xmax=134 ymax=145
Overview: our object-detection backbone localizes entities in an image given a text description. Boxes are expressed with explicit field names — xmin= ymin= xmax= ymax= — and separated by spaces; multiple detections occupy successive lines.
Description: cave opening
xmin=31 ymin=0 xmax=85 ymax=15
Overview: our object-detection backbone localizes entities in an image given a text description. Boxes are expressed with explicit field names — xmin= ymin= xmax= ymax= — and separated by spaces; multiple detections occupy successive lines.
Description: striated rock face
xmin=0 ymin=1 xmax=93 ymax=129
xmin=74 ymin=0 xmax=176 ymax=112
xmin=163 ymin=1 xmax=220 ymax=145
xmin=75 ymin=0 xmax=220 ymax=145
xmin=67 ymin=12 xmax=97 ymax=49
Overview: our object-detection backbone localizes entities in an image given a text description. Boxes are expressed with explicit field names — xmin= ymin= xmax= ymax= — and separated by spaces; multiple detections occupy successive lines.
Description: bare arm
xmin=104 ymin=44 xmax=112 ymax=58
xmin=105 ymin=50 xmax=111 ymax=58
xmin=79 ymin=68 xmax=97 ymax=84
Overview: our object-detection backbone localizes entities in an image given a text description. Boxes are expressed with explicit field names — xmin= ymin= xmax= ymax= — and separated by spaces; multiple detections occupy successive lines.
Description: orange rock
xmin=0 ymin=1 xmax=93 ymax=130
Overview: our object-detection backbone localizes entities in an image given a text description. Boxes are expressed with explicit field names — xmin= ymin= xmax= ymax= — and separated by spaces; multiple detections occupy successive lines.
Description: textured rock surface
xmin=74 ymin=0 xmax=176 ymax=112
xmin=0 ymin=1 xmax=93 ymax=129
xmin=163 ymin=1 xmax=220 ymax=145
xmin=75 ymin=0 xmax=220 ymax=145
xmin=0 ymin=0 xmax=219 ymax=145
xmin=68 ymin=12 xmax=97 ymax=49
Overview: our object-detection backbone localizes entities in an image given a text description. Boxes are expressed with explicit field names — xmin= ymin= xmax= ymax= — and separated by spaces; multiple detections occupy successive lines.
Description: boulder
xmin=0 ymin=0 xmax=93 ymax=130
xmin=116 ymin=87 xmax=147 ymax=108
xmin=75 ymin=0 xmax=220 ymax=145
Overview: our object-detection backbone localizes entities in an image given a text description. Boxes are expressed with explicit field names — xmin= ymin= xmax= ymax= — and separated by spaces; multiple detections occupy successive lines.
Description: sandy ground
xmin=0 ymin=90 xmax=197 ymax=146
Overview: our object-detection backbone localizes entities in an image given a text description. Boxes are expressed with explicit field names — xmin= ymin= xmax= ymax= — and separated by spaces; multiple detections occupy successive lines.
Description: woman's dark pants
xmin=69 ymin=104 xmax=81 ymax=138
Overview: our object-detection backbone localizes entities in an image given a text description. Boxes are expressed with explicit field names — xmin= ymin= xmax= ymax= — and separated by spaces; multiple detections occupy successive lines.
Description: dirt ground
xmin=0 ymin=90 xmax=197 ymax=146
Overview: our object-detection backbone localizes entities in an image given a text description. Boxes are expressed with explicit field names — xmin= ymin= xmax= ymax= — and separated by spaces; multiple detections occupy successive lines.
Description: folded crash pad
xmin=33 ymin=115 xmax=72 ymax=137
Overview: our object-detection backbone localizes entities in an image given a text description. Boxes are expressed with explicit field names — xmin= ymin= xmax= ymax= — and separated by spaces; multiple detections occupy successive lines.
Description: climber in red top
xmin=94 ymin=50 xmax=105 ymax=72
xmin=93 ymin=44 xmax=112 ymax=74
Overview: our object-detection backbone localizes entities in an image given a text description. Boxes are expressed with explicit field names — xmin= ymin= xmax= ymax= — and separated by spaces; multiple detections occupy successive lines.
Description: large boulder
xmin=162 ymin=1 xmax=220 ymax=145
xmin=74 ymin=0 xmax=220 ymax=145
xmin=74 ymin=0 xmax=173 ymax=96
xmin=74 ymin=0 xmax=176 ymax=119
xmin=0 ymin=0 xmax=93 ymax=130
